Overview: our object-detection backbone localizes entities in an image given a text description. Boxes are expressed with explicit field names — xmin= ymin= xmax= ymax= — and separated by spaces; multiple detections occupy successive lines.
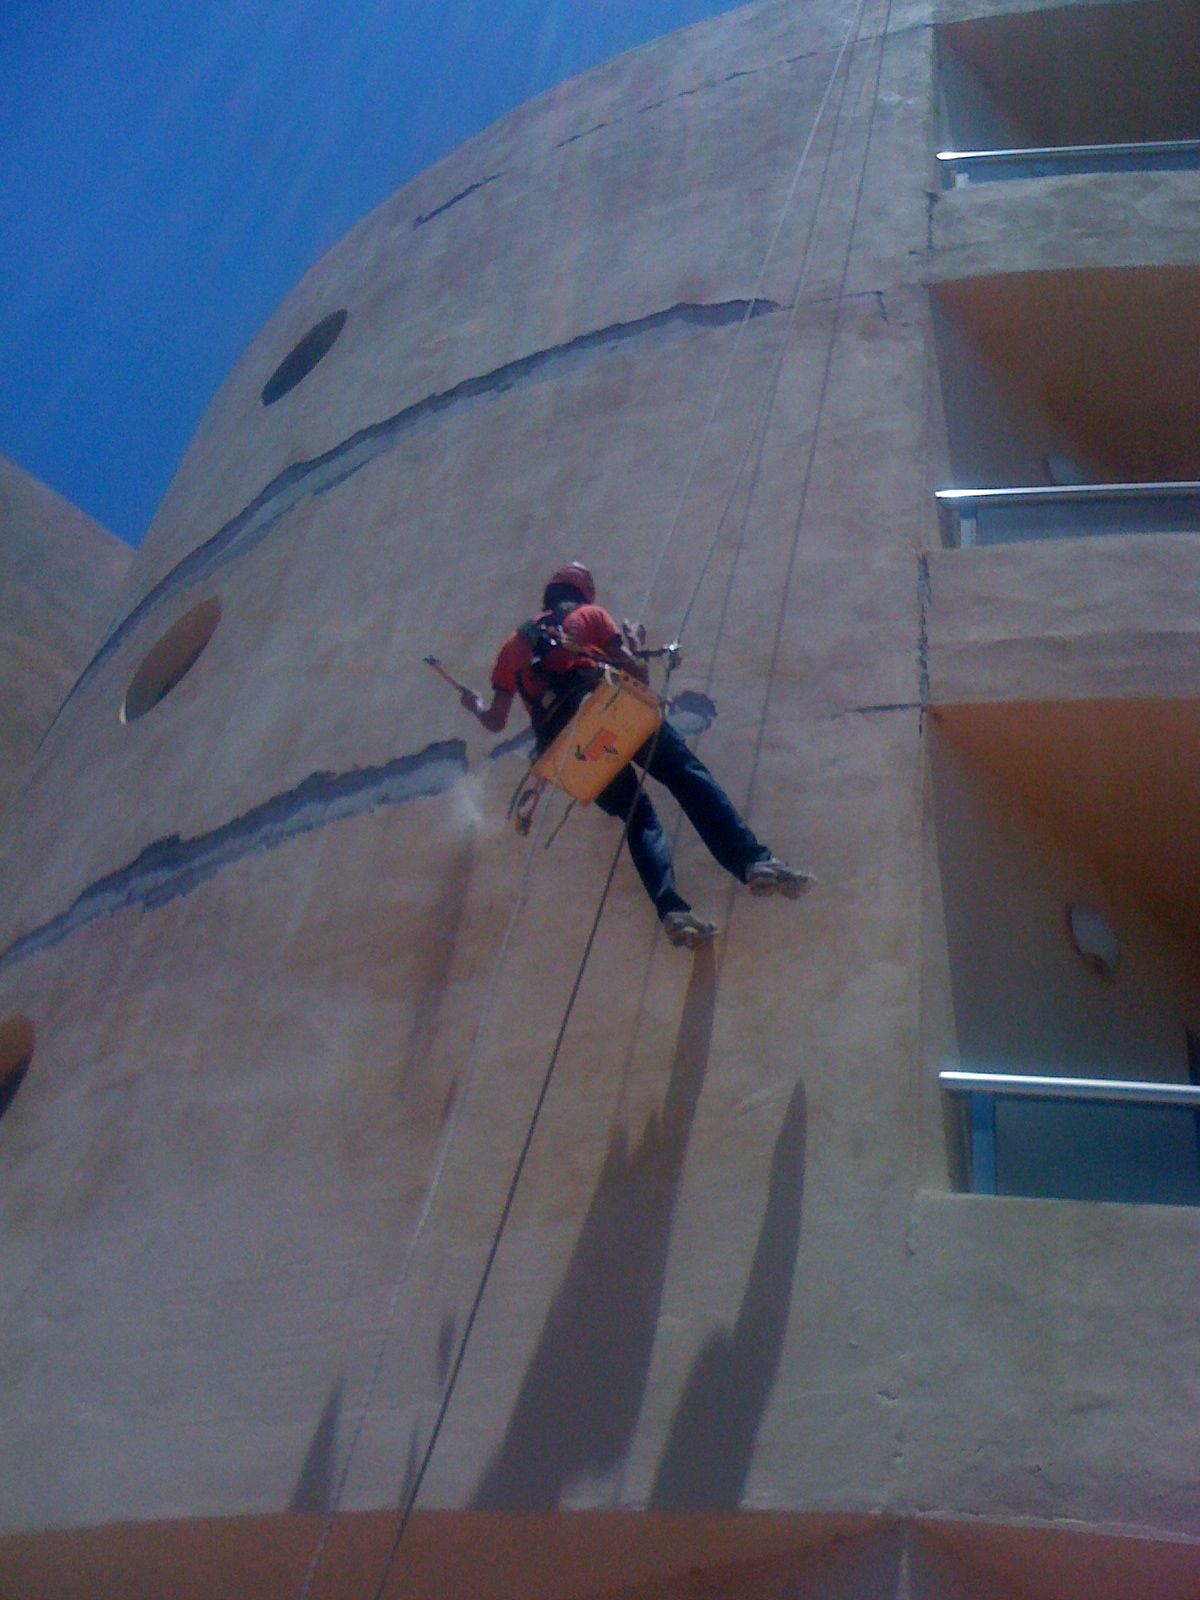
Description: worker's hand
xmin=619 ymin=647 xmax=650 ymax=685
xmin=459 ymin=687 xmax=484 ymax=717
xmin=622 ymin=618 xmax=647 ymax=655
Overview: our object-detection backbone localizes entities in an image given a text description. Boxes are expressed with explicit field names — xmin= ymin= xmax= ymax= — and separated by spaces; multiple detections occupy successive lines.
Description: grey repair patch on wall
xmin=48 ymin=298 xmax=783 ymax=735
xmin=666 ymin=690 xmax=718 ymax=739
xmin=413 ymin=173 xmax=503 ymax=227
xmin=0 ymin=740 xmax=467 ymax=976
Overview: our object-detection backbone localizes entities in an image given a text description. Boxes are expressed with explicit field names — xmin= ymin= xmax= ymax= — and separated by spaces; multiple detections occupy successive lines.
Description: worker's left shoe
xmin=663 ymin=910 xmax=719 ymax=949
xmin=746 ymin=858 xmax=814 ymax=899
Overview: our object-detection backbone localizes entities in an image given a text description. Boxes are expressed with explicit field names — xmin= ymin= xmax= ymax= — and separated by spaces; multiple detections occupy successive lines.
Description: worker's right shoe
xmin=662 ymin=910 xmax=719 ymax=949
xmin=746 ymin=857 xmax=814 ymax=898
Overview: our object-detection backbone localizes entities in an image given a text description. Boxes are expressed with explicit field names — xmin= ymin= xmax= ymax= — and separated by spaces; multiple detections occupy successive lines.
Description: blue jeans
xmin=593 ymin=721 xmax=770 ymax=918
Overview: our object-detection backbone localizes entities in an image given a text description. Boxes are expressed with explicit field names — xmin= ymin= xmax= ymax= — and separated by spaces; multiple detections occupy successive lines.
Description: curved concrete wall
xmin=3 ymin=0 xmax=1200 ymax=1595
xmin=0 ymin=456 xmax=131 ymax=817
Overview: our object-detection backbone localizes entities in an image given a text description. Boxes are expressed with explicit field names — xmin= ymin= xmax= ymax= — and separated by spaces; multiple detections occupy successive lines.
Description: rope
xmin=637 ymin=0 xmax=872 ymax=623
xmin=739 ymin=0 xmax=896 ymax=839
xmin=295 ymin=714 xmax=579 ymax=1600
xmin=365 ymin=657 xmax=678 ymax=1600
xmin=297 ymin=672 xmax=607 ymax=1599
xmin=672 ymin=0 xmax=872 ymax=645
xmin=311 ymin=8 xmax=880 ymax=1594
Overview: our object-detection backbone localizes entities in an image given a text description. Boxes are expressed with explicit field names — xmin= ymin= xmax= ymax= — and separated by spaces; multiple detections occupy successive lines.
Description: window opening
xmin=261 ymin=310 xmax=348 ymax=405
xmin=121 ymin=596 xmax=221 ymax=723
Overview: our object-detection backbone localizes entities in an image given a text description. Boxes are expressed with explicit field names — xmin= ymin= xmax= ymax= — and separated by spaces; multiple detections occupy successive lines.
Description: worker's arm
xmin=461 ymin=685 xmax=513 ymax=733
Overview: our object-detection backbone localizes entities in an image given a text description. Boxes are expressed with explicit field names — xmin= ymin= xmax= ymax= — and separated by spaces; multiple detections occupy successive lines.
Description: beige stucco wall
xmin=1 ymin=0 xmax=1198 ymax=1595
xmin=0 ymin=455 xmax=131 ymax=815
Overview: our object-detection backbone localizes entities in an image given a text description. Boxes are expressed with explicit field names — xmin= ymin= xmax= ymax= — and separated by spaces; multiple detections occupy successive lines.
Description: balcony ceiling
xmin=941 ymin=0 xmax=1200 ymax=147
xmin=933 ymin=267 xmax=1200 ymax=482
xmin=935 ymin=697 xmax=1200 ymax=952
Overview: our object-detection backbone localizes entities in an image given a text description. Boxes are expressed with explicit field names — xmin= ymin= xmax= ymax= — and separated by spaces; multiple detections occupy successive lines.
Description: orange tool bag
xmin=533 ymin=667 xmax=663 ymax=803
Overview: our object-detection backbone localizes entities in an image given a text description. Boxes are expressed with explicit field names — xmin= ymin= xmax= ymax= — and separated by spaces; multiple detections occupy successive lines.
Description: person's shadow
xmin=473 ymin=947 xmax=718 ymax=1508
xmin=648 ymin=1080 xmax=807 ymax=1508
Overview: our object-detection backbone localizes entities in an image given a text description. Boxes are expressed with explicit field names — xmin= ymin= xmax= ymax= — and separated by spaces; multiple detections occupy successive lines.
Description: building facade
xmin=2 ymin=1 xmax=1199 ymax=1595
xmin=0 ymin=455 xmax=131 ymax=818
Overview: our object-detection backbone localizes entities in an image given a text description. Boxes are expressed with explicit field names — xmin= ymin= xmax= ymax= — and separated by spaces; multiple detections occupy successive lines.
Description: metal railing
xmin=940 ymin=1070 xmax=1200 ymax=1197
xmin=935 ymin=482 xmax=1200 ymax=549
xmin=937 ymin=139 xmax=1200 ymax=187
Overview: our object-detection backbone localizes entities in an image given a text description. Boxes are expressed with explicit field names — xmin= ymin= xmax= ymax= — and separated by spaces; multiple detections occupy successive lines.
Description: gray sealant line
xmin=46 ymin=300 xmax=783 ymax=741
xmin=0 ymin=739 xmax=467 ymax=975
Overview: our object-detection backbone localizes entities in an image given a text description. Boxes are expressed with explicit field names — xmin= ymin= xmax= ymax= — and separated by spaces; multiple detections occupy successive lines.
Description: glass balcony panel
xmin=936 ymin=485 xmax=1200 ymax=548
xmin=938 ymin=139 xmax=1200 ymax=186
xmin=993 ymin=1097 xmax=1200 ymax=1205
xmin=945 ymin=1075 xmax=1200 ymax=1206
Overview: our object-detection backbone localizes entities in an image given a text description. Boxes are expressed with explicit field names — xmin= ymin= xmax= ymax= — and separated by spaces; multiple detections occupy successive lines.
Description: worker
xmin=461 ymin=563 xmax=812 ymax=948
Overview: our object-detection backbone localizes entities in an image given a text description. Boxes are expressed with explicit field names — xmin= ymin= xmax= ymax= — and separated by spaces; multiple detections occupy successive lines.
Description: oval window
xmin=261 ymin=309 xmax=348 ymax=405
xmin=0 ymin=1015 xmax=33 ymax=1124
xmin=121 ymin=596 xmax=221 ymax=723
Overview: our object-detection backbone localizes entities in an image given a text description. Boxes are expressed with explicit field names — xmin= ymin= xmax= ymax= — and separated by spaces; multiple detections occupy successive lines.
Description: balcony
xmin=937 ymin=2 xmax=1199 ymax=162
xmin=942 ymin=1071 xmax=1200 ymax=1206
xmin=931 ymin=267 xmax=1200 ymax=505
xmin=937 ymin=138 xmax=1200 ymax=189
xmin=936 ymin=482 xmax=1200 ymax=549
xmin=923 ymin=703 xmax=1200 ymax=1206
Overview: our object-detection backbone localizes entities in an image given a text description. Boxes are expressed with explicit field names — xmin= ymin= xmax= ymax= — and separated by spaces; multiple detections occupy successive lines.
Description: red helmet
xmin=546 ymin=562 xmax=595 ymax=604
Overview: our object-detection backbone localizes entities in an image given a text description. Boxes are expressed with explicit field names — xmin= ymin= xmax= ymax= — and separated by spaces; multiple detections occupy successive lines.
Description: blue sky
xmin=0 ymin=0 xmax=738 ymax=545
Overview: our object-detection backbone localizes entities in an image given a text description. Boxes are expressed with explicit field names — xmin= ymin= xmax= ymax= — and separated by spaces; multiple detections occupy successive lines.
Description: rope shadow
xmin=472 ymin=946 xmax=718 ymax=1508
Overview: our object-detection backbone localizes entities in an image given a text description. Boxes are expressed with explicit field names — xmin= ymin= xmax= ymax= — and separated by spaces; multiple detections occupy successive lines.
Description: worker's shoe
xmin=746 ymin=858 xmax=814 ymax=899
xmin=663 ymin=910 xmax=719 ymax=949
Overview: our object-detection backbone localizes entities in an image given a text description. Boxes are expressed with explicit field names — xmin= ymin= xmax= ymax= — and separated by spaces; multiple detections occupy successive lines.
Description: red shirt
xmin=491 ymin=603 xmax=621 ymax=716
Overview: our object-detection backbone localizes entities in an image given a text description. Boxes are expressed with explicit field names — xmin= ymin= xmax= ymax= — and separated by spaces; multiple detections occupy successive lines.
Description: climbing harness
xmin=505 ymin=644 xmax=678 ymax=838
xmin=507 ymin=775 xmax=543 ymax=837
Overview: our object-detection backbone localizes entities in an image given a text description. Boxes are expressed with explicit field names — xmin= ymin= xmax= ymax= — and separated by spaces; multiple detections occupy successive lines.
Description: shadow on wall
xmin=290 ymin=1376 xmax=343 ymax=1514
xmin=472 ymin=946 xmax=718 ymax=1509
xmin=648 ymin=1080 xmax=807 ymax=1510
xmin=398 ymin=834 xmax=477 ymax=1091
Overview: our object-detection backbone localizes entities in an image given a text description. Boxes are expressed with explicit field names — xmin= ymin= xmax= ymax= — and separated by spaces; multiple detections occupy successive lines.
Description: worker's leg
xmin=640 ymin=722 xmax=771 ymax=882
xmin=594 ymin=765 xmax=690 ymax=919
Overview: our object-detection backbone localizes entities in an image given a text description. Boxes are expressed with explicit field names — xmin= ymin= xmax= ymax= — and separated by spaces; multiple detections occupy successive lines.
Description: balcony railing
xmin=936 ymin=483 xmax=1200 ymax=549
xmin=940 ymin=1070 xmax=1200 ymax=1202
xmin=937 ymin=139 xmax=1200 ymax=187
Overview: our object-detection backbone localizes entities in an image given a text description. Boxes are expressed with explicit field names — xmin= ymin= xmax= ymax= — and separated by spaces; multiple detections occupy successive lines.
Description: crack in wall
xmin=0 ymin=739 xmax=467 ymax=977
xmin=636 ymin=50 xmax=820 ymax=117
xmin=413 ymin=173 xmax=503 ymax=227
xmin=916 ymin=552 xmax=932 ymax=710
xmin=557 ymin=122 xmax=609 ymax=149
xmin=836 ymin=701 xmax=922 ymax=717
xmin=555 ymin=49 xmax=822 ymax=148
xmin=49 ymin=298 xmax=782 ymax=736
xmin=442 ymin=50 xmax=825 ymax=174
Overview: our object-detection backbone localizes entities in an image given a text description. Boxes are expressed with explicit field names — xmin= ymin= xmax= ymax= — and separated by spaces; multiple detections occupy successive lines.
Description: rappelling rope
xmin=316 ymin=11 xmax=876 ymax=1598
xmin=294 ymin=786 xmax=550 ymax=1600
xmin=296 ymin=705 xmax=592 ymax=1600
xmin=603 ymin=0 xmax=869 ymax=1181
xmin=671 ymin=0 xmax=875 ymax=647
xmin=364 ymin=654 xmax=679 ymax=1600
xmin=739 ymin=0 xmax=897 ymax=838
xmin=637 ymin=0 xmax=873 ymax=625
xmin=604 ymin=5 xmax=866 ymax=1170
